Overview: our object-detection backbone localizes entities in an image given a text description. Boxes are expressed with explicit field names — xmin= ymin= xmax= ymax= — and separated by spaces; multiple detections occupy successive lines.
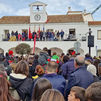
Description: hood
xmin=9 ymin=73 xmax=27 ymax=88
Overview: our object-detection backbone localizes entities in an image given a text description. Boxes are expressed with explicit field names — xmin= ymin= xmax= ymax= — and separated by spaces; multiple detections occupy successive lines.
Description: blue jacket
xmin=61 ymin=59 xmax=75 ymax=79
xmin=42 ymin=73 xmax=66 ymax=95
xmin=66 ymin=66 xmax=94 ymax=97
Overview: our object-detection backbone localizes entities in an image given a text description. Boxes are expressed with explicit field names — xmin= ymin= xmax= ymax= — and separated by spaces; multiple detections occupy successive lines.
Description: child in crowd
xmin=31 ymin=78 xmax=52 ymax=101
xmin=68 ymin=86 xmax=85 ymax=101
xmin=85 ymin=82 xmax=101 ymax=101
xmin=40 ymin=89 xmax=65 ymax=101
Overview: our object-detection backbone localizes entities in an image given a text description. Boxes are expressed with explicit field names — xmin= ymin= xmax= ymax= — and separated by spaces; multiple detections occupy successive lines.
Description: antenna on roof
xmin=91 ymin=4 xmax=101 ymax=15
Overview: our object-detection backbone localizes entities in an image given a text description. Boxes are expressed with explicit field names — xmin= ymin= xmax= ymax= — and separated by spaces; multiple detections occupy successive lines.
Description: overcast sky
xmin=0 ymin=0 xmax=101 ymax=21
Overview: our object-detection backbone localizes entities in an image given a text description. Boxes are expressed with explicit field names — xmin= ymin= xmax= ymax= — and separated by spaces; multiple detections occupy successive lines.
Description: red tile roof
xmin=47 ymin=14 xmax=84 ymax=23
xmin=0 ymin=14 xmax=84 ymax=24
xmin=88 ymin=21 xmax=101 ymax=25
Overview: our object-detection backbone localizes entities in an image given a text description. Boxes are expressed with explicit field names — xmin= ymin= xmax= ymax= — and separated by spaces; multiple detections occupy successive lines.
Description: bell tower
xmin=29 ymin=1 xmax=47 ymax=23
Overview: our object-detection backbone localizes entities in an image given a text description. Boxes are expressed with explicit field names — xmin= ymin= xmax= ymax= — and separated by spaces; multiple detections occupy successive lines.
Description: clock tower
xmin=29 ymin=1 xmax=47 ymax=23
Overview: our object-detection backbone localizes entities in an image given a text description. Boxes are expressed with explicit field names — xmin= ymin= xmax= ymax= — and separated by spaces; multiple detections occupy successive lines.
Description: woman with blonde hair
xmin=40 ymin=89 xmax=65 ymax=101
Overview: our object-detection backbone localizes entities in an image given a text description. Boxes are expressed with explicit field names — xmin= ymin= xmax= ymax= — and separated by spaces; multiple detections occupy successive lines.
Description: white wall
xmin=0 ymin=22 xmax=101 ymax=56
xmin=0 ymin=41 xmax=89 ymax=55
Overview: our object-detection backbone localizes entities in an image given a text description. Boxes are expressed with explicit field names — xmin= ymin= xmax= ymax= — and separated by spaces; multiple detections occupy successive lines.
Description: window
xmin=68 ymin=29 xmax=76 ymax=39
xmin=97 ymin=50 xmax=101 ymax=56
xmin=46 ymin=29 xmax=53 ymax=32
xmin=22 ymin=29 xmax=28 ymax=34
xmin=33 ymin=5 xmax=43 ymax=11
xmin=4 ymin=30 xmax=9 ymax=39
xmin=97 ymin=30 xmax=101 ymax=40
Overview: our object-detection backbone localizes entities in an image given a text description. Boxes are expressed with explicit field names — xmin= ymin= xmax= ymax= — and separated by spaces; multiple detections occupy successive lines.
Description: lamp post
xmin=88 ymin=28 xmax=94 ymax=56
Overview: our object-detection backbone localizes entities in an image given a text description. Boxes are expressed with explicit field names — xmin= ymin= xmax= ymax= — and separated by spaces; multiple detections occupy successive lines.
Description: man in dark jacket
xmin=66 ymin=55 xmax=94 ymax=99
xmin=42 ymin=61 xmax=66 ymax=95
xmin=61 ymin=55 xmax=75 ymax=79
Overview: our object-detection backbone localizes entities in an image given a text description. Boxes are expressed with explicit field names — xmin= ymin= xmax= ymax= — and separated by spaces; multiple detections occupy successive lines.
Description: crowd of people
xmin=0 ymin=47 xmax=101 ymax=101
xmin=4 ymin=30 xmax=65 ymax=41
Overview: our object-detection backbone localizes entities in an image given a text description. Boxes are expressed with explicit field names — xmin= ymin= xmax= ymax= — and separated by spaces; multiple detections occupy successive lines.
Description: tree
xmin=15 ymin=43 xmax=31 ymax=55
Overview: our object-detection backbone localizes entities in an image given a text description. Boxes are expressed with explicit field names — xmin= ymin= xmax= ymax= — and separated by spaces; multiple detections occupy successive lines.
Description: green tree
xmin=15 ymin=43 xmax=31 ymax=55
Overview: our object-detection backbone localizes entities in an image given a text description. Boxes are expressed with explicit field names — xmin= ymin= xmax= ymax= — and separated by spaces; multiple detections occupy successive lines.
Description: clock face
xmin=34 ymin=14 xmax=41 ymax=21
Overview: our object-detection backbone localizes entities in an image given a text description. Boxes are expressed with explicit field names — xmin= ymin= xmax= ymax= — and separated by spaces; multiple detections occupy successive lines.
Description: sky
xmin=0 ymin=0 xmax=101 ymax=21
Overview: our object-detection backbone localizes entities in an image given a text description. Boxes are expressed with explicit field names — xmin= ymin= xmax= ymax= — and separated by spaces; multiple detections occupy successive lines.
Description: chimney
xmin=68 ymin=7 xmax=71 ymax=11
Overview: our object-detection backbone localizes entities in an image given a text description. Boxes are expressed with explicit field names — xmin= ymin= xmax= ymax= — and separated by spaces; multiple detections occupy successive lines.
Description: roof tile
xmin=88 ymin=21 xmax=101 ymax=25
xmin=0 ymin=14 xmax=84 ymax=24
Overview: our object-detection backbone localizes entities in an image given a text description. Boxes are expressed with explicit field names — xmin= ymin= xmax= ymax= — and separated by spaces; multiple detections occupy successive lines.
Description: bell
xmin=36 ymin=5 xmax=39 ymax=11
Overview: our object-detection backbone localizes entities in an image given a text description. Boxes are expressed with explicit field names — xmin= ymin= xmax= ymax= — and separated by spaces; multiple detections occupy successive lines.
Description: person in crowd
xmin=61 ymin=52 xmax=76 ymax=79
xmin=66 ymin=55 xmax=94 ymax=99
xmin=40 ymin=31 xmax=43 ymax=41
xmin=85 ymin=58 xmax=99 ymax=82
xmin=7 ymin=32 xmax=10 ymax=41
xmin=68 ymin=86 xmax=85 ymax=101
xmin=40 ymin=89 xmax=65 ymax=101
xmin=11 ymin=31 xmax=15 ymax=36
xmin=32 ymin=31 xmax=36 ymax=40
xmin=60 ymin=30 xmax=64 ymax=40
xmin=0 ymin=71 xmax=16 ymax=101
xmin=28 ymin=55 xmax=34 ymax=78
xmin=22 ymin=31 xmax=25 ymax=41
xmin=51 ymin=52 xmax=59 ymax=61
xmin=43 ymin=30 xmax=46 ymax=41
xmin=15 ymin=31 xmax=18 ymax=41
xmin=85 ymin=59 xmax=97 ymax=76
xmin=46 ymin=31 xmax=49 ymax=41
xmin=9 ymin=31 xmax=16 ymax=41
xmin=42 ymin=61 xmax=66 ymax=95
xmin=93 ymin=58 xmax=101 ymax=76
xmin=0 ymin=53 xmax=12 ymax=76
xmin=85 ymin=82 xmax=101 ymax=101
xmin=58 ymin=55 xmax=69 ymax=75
xmin=38 ymin=47 xmax=49 ymax=66
xmin=9 ymin=60 xmax=33 ymax=101
xmin=31 ymin=55 xmax=39 ymax=76
xmin=18 ymin=33 xmax=22 ymax=41
xmin=56 ymin=31 xmax=60 ymax=40
xmin=98 ymin=63 xmax=101 ymax=80
xmin=32 ymin=65 xmax=45 ymax=79
xmin=34 ymin=65 xmax=45 ymax=79
xmin=85 ymin=53 xmax=93 ymax=62
xmin=62 ymin=55 xmax=70 ymax=63
xmin=31 ymin=78 xmax=52 ymax=101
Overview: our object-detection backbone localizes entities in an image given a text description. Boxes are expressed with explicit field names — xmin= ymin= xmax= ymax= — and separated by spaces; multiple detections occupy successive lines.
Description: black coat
xmin=9 ymin=73 xmax=33 ymax=101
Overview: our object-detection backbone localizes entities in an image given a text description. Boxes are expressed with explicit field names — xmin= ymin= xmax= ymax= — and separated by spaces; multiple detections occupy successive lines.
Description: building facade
xmin=0 ymin=1 xmax=101 ymax=56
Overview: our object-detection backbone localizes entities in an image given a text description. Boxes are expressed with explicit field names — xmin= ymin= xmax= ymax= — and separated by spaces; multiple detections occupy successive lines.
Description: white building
xmin=0 ymin=1 xmax=101 ymax=56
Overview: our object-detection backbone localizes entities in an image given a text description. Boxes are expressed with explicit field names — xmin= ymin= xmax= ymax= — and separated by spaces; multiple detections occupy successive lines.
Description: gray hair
xmin=75 ymin=55 xmax=85 ymax=66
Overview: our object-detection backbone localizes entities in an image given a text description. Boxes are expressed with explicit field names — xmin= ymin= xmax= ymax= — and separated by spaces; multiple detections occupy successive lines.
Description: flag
xmin=43 ymin=26 xmax=45 ymax=32
xmin=33 ymin=34 xmax=36 ymax=53
xmin=45 ymin=19 xmax=49 ymax=24
xmin=29 ymin=27 xmax=32 ymax=39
